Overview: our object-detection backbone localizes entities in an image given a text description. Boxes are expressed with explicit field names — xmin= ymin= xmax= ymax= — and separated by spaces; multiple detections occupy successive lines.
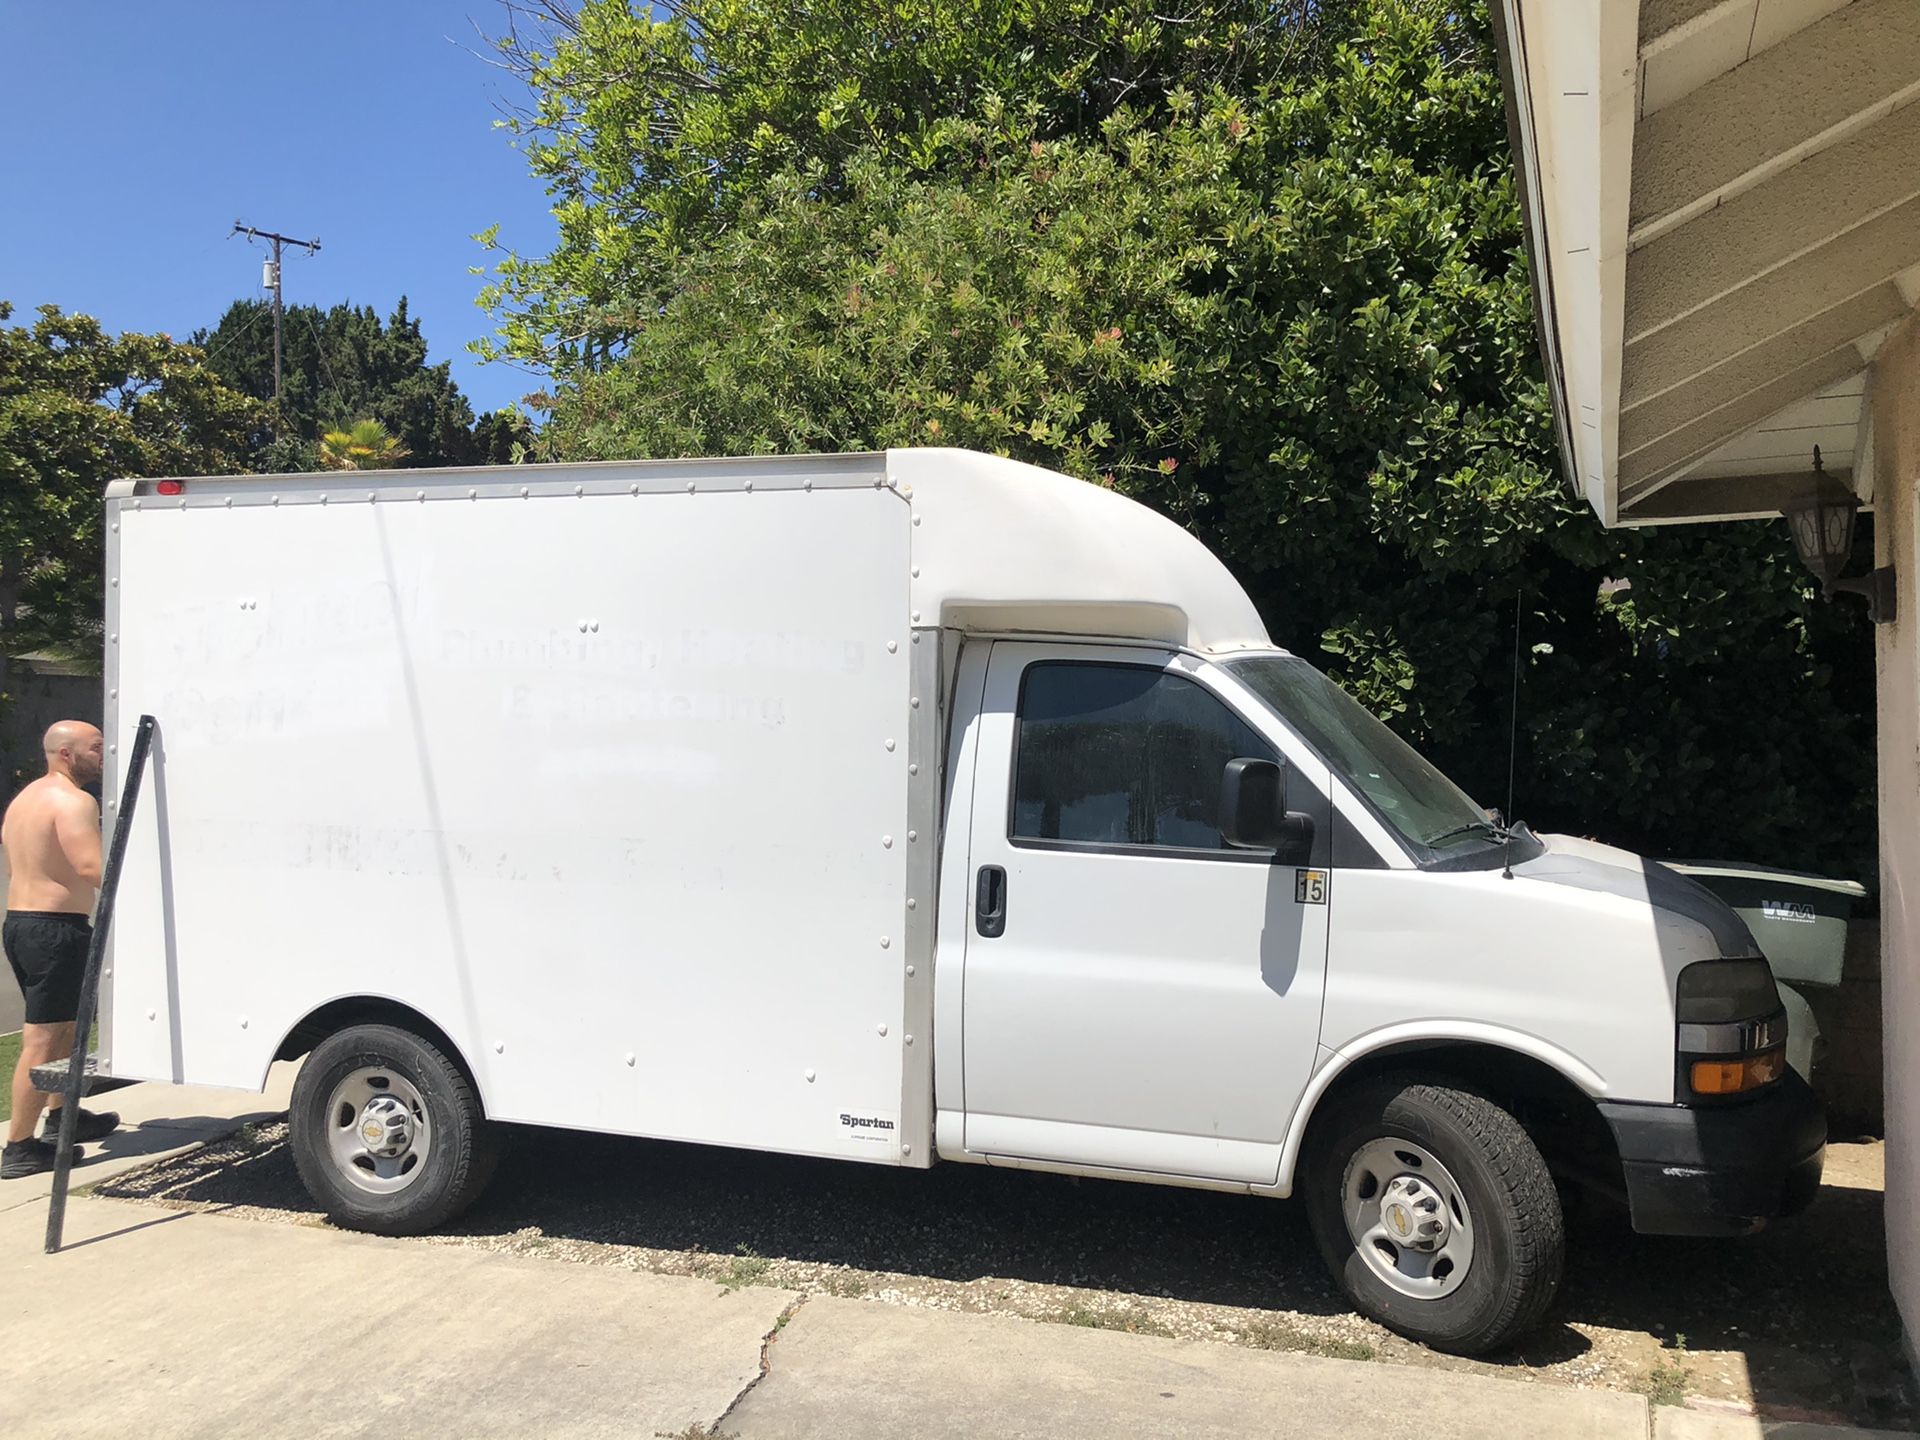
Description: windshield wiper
xmin=1424 ymin=819 xmax=1508 ymax=848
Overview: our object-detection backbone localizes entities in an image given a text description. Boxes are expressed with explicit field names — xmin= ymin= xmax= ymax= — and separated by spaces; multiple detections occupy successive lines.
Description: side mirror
xmin=1219 ymin=757 xmax=1315 ymax=864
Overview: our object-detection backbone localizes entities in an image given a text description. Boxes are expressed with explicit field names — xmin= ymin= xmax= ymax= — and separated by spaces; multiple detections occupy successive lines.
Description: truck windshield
xmin=1223 ymin=654 xmax=1495 ymax=854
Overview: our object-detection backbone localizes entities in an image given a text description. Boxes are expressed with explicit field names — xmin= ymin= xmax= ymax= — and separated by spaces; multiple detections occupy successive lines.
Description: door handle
xmin=975 ymin=864 xmax=1007 ymax=938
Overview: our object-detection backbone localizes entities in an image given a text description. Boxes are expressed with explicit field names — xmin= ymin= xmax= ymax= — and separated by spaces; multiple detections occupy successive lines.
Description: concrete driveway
xmin=0 ymin=1193 xmax=1654 ymax=1440
xmin=0 ymin=1070 xmax=1908 ymax=1440
xmin=93 ymin=1111 xmax=1909 ymax=1429
xmin=1 ymin=1185 xmax=1909 ymax=1440
xmin=0 ymin=1066 xmax=296 ymax=1217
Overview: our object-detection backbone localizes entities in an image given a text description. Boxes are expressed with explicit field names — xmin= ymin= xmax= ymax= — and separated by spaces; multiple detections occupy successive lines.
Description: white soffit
xmin=1682 ymin=372 xmax=1867 ymax=479
xmin=1500 ymin=0 xmax=1920 ymax=526
xmin=1640 ymin=0 xmax=1854 ymax=119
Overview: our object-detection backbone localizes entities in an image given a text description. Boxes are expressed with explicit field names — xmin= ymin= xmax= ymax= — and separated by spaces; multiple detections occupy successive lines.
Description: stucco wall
xmin=1803 ymin=920 xmax=1885 ymax=1137
xmin=1869 ymin=308 xmax=1920 ymax=1351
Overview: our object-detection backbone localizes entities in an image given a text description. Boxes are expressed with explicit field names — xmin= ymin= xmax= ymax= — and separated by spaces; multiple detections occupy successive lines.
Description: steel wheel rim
xmin=324 ymin=1065 xmax=432 ymax=1196
xmin=1341 ymin=1136 xmax=1475 ymax=1300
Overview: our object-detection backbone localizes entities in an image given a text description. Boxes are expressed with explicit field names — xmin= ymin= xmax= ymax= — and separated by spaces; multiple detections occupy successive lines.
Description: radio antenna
xmin=1502 ymin=589 xmax=1523 ymax=880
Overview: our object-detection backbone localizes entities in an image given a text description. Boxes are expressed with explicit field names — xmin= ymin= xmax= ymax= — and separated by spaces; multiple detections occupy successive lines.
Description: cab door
xmin=958 ymin=642 xmax=1332 ymax=1185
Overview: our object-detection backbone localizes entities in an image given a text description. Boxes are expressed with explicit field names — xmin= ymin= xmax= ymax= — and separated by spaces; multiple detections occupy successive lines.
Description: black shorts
xmin=4 ymin=911 xmax=91 ymax=1025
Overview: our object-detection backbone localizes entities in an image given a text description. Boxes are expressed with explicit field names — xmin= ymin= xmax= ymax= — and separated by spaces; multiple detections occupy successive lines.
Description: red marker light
xmin=155 ymin=480 xmax=185 ymax=496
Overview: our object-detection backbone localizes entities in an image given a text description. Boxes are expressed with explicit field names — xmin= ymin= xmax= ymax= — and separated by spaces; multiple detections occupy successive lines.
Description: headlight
xmin=1675 ymin=959 xmax=1788 ymax=1101
xmin=1677 ymin=958 xmax=1781 ymax=1023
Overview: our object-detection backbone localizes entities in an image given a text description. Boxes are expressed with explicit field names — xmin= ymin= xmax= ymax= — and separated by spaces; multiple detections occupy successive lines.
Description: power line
xmin=231 ymin=221 xmax=321 ymax=424
xmin=195 ymin=301 xmax=271 ymax=370
xmin=300 ymin=307 xmax=344 ymax=402
xmin=1501 ymin=589 xmax=1523 ymax=881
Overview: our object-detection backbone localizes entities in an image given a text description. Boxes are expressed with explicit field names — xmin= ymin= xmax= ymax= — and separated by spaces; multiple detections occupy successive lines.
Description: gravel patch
xmin=98 ymin=1125 xmax=1911 ymax=1429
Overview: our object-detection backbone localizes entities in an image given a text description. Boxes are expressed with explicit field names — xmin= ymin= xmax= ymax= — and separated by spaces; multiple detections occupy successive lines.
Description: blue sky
xmin=0 ymin=3 xmax=557 ymax=415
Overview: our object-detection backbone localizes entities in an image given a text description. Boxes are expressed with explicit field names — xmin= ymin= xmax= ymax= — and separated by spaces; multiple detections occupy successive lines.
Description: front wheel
xmin=1303 ymin=1076 xmax=1564 ymax=1355
xmin=289 ymin=1023 xmax=498 ymax=1235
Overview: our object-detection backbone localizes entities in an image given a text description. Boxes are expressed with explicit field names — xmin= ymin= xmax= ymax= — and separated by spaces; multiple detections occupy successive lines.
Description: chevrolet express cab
xmin=98 ymin=448 xmax=1824 ymax=1353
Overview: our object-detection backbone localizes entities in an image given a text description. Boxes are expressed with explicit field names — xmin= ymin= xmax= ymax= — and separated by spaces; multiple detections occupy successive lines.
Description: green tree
xmin=0 ymin=301 xmax=261 ymax=671
xmin=194 ymin=298 xmax=480 ymax=469
xmin=477 ymin=0 xmax=1364 ymax=378
xmin=486 ymin=0 xmax=1876 ymax=878
xmin=471 ymin=409 xmax=536 ymax=465
xmin=319 ymin=419 xmax=411 ymax=471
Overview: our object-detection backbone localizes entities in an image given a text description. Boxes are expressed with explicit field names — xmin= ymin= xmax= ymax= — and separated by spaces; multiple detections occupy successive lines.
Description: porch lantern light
xmin=1783 ymin=446 xmax=1896 ymax=625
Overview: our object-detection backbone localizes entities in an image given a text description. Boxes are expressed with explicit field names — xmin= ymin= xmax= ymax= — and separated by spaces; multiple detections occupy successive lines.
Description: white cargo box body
xmin=107 ymin=454 xmax=936 ymax=1163
xmin=102 ymin=448 xmax=1265 ymax=1168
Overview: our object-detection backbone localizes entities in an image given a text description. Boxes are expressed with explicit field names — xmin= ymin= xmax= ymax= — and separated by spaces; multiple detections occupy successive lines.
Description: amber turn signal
xmin=1690 ymin=1048 xmax=1786 ymax=1095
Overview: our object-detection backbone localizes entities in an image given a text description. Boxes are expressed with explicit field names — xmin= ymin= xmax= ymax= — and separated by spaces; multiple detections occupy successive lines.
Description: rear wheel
xmin=289 ymin=1023 xmax=497 ymax=1235
xmin=1303 ymin=1075 xmax=1564 ymax=1355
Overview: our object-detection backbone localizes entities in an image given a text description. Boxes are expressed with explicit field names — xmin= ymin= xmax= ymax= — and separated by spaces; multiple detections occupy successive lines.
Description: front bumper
xmin=1597 ymin=1069 xmax=1826 ymax=1237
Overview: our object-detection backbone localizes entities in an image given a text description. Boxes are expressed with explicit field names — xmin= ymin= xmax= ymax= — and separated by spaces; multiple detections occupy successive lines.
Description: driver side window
xmin=1010 ymin=661 xmax=1318 ymax=856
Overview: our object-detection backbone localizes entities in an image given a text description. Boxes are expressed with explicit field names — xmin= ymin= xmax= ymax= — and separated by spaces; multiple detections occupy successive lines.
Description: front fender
xmin=1259 ymin=1022 xmax=1609 ymax=1197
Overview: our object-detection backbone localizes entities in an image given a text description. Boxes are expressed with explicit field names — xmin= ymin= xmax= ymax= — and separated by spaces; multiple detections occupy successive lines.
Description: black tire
xmin=1302 ymin=1075 xmax=1564 ymax=1355
xmin=289 ymin=1023 xmax=498 ymax=1236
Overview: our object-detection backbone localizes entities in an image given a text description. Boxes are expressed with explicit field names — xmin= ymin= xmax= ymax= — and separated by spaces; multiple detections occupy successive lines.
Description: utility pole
xmin=232 ymin=221 xmax=321 ymax=416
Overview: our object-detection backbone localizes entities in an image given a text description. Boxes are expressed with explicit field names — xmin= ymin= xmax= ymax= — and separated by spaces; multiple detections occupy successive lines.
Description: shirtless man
xmin=2 ymin=721 xmax=119 ymax=1178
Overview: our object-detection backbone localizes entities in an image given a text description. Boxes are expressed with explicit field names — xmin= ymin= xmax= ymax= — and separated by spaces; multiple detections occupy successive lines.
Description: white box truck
xmin=99 ymin=448 xmax=1823 ymax=1354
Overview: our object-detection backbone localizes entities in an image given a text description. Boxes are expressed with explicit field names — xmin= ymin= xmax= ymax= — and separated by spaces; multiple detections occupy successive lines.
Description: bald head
xmin=44 ymin=721 xmax=104 ymax=787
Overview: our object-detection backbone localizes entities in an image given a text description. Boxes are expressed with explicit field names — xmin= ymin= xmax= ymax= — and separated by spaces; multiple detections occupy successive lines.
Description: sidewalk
xmin=726 ymin=1288 xmax=1647 ymax=1440
xmin=0 ymin=1193 xmax=1641 ymax=1440
xmin=0 ymin=1177 xmax=1907 ymax=1440
xmin=724 ymin=1298 xmax=1911 ymax=1440
xmin=0 ymin=1078 xmax=1909 ymax=1439
xmin=0 ymin=1064 xmax=295 ymax=1216
xmin=0 ymin=1194 xmax=786 ymax=1439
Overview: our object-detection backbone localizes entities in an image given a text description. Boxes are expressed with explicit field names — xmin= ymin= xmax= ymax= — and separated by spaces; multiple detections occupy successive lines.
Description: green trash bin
xmin=1660 ymin=861 xmax=1868 ymax=1082
xmin=1660 ymin=861 xmax=1866 ymax=988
